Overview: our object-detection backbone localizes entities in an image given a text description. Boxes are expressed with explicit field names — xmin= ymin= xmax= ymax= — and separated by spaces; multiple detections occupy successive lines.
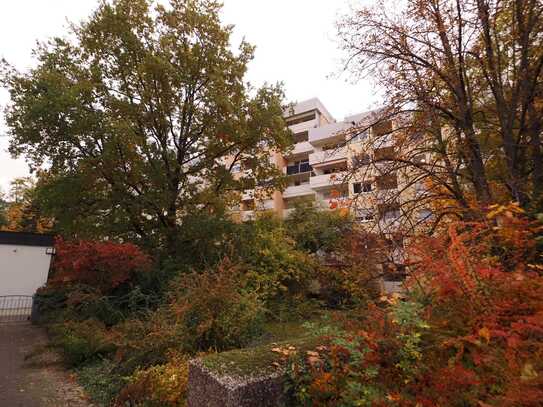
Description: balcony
xmin=241 ymin=190 xmax=254 ymax=201
xmin=310 ymin=172 xmax=348 ymax=190
xmin=288 ymin=119 xmax=318 ymax=135
xmin=309 ymin=121 xmax=350 ymax=145
xmin=285 ymin=141 xmax=313 ymax=157
xmin=241 ymin=211 xmax=255 ymax=222
xmin=309 ymin=146 xmax=348 ymax=166
xmin=258 ymin=199 xmax=275 ymax=210
xmin=283 ymin=184 xmax=314 ymax=199
xmin=286 ymin=161 xmax=312 ymax=175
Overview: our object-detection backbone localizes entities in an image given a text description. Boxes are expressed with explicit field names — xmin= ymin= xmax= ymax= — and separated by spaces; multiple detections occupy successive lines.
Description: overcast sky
xmin=0 ymin=0 xmax=377 ymax=193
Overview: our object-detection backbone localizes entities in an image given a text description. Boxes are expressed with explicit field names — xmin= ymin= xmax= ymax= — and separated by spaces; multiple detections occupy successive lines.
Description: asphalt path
xmin=0 ymin=323 xmax=92 ymax=407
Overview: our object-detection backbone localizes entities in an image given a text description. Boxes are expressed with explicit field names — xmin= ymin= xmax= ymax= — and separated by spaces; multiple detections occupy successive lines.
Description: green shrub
xmin=167 ymin=259 xmax=266 ymax=352
xmin=50 ymin=319 xmax=116 ymax=367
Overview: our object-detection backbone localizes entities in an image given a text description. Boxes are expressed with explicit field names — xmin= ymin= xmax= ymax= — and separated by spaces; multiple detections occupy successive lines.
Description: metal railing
xmin=0 ymin=295 xmax=34 ymax=323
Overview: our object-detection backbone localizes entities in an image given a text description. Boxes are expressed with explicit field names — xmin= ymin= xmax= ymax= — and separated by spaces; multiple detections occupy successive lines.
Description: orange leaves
xmin=286 ymin=206 xmax=543 ymax=406
xmin=478 ymin=327 xmax=491 ymax=344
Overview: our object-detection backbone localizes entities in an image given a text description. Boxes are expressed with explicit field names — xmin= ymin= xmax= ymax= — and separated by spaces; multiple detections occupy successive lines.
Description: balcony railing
xmin=286 ymin=162 xmax=312 ymax=175
xmin=310 ymin=172 xmax=347 ymax=189
xmin=309 ymin=146 xmax=348 ymax=166
xmin=286 ymin=141 xmax=313 ymax=157
xmin=283 ymin=184 xmax=314 ymax=199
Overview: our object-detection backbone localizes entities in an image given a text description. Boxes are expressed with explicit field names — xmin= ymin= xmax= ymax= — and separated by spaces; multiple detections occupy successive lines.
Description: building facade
xmin=232 ymin=97 xmax=427 ymax=233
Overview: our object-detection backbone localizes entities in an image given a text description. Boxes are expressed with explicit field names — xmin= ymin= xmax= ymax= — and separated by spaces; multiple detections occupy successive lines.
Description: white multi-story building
xmin=235 ymin=97 xmax=415 ymax=229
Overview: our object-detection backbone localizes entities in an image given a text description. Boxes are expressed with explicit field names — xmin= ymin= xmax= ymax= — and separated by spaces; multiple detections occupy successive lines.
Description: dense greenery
xmin=33 ymin=207 xmax=356 ymax=406
xmin=1 ymin=0 xmax=292 ymax=253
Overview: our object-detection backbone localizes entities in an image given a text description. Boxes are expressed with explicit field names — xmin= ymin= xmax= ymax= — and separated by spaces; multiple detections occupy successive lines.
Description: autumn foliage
xmin=50 ymin=238 xmax=152 ymax=294
xmin=287 ymin=204 xmax=543 ymax=406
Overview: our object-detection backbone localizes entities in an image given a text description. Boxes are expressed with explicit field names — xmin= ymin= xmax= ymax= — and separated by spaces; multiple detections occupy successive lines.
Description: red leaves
xmin=50 ymin=237 xmax=151 ymax=293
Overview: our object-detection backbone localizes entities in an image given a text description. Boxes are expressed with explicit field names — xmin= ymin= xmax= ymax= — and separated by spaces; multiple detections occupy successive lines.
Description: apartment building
xmin=233 ymin=97 xmax=425 ymax=232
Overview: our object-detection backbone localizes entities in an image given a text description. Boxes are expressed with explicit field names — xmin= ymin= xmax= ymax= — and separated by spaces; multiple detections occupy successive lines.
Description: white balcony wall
xmin=309 ymin=146 xmax=348 ymax=166
xmin=259 ymin=199 xmax=275 ymax=210
xmin=286 ymin=141 xmax=313 ymax=157
xmin=310 ymin=172 xmax=348 ymax=189
xmin=288 ymin=119 xmax=318 ymax=135
xmin=241 ymin=211 xmax=255 ymax=222
xmin=242 ymin=190 xmax=254 ymax=201
xmin=309 ymin=121 xmax=350 ymax=145
xmin=283 ymin=184 xmax=314 ymax=199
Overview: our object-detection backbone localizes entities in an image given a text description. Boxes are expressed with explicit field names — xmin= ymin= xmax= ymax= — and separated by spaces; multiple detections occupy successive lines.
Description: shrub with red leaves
xmin=286 ymin=204 xmax=543 ymax=406
xmin=50 ymin=238 xmax=152 ymax=294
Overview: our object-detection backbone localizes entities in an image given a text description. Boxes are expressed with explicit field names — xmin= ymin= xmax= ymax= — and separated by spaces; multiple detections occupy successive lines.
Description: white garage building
xmin=0 ymin=231 xmax=55 ymax=297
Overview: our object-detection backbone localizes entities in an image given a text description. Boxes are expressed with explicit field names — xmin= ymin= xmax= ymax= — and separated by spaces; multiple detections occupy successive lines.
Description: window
xmin=378 ymin=202 xmax=400 ymax=220
xmin=372 ymin=120 xmax=393 ymax=136
xmin=356 ymin=209 xmax=374 ymax=222
xmin=376 ymin=174 xmax=398 ymax=190
xmin=374 ymin=146 xmax=395 ymax=161
xmin=418 ymin=209 xmax=432 ymax=221
xmin=384 ymin=209 xmax=401 ymax=221
xmin=352 ymin=153 xmax=371 ymax=167
xmin=287 ymin=159 xmax=311 ymax=175
xmin=351 ymin=130 xmax=369 ymax=143
xmin=293 ymin=131 xmax=309 ymax=143
xmin=231 ymin=162 xmax=241 ymax=173
xmin=353 ymin=182 xmax=372 ymax=194
xmin=286 ymin=113 xmax=316 ymax=126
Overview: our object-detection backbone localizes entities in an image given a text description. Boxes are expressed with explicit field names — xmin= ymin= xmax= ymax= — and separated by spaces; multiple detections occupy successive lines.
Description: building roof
xmin=0 ymin=231 xmax=55 ymax=247
xmin=286 ymin=98 xmax=335 ymax=123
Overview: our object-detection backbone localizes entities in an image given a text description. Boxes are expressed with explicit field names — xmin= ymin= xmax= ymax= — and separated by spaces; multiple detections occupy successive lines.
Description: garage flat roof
xmin=0 ymin=231 xmax=55 ymax=247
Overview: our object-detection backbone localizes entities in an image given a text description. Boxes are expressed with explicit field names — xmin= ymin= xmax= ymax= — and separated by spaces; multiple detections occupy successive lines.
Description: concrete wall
xmin=0 ymin=244 xmax=53 ymax=296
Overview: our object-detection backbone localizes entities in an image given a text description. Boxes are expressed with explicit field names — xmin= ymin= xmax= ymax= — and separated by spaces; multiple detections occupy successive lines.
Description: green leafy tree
xmin=2 ymin=0 xmax=292 ymax=252
xmin=285 ymin=200 xmax=353 ymax=254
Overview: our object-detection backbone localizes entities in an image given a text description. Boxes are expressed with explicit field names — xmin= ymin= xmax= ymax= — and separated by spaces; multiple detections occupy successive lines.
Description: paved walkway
xmin=0 ymin=323 xmax=93 ymax=407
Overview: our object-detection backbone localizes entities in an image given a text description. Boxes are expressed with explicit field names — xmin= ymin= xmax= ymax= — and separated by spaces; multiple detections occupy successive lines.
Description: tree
xmin=337 ymin=0 xmax=543 ymax=228
xmin=0 ymin=189 xmax=8 ymax=228
xmin=1 ymin=177 xmax=52 ymax=233
xmin=2 ymin=0 xmax=292 ymax=252
xmin=285 ymin=199 xmax=353 ymax=254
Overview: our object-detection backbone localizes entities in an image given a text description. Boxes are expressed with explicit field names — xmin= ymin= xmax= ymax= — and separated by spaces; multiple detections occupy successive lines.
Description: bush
xmin=50 ymin=319 xmax=116 ymax=367
xmin=286 ymin=204 xmax=543 ymax=406
xmin=167 ymin=259 xmax=266 ymax=352
xmin=76 ymin=359 xmax=125 ymax=406
xmin=50 ymin=238 xmax=152 ymax=294
xmin=239 ymin=216 xmax=318 ymax=307
xmin=116 ymin=351 xmax=189 ymax=407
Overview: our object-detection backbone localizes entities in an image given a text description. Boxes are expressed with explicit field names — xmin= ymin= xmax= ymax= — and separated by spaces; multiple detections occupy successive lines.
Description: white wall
xmin=0 ymin=244 xmax=53 ymax=296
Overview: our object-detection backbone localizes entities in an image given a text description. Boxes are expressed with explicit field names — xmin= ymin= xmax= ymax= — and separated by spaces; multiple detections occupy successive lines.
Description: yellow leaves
xmin=486 ymin=202 xmax=524 ymax=220
xmin=478 ymin=327 xmax=491 ymax=344
xmin=520 ymin=363 xmax=538 ymax=381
